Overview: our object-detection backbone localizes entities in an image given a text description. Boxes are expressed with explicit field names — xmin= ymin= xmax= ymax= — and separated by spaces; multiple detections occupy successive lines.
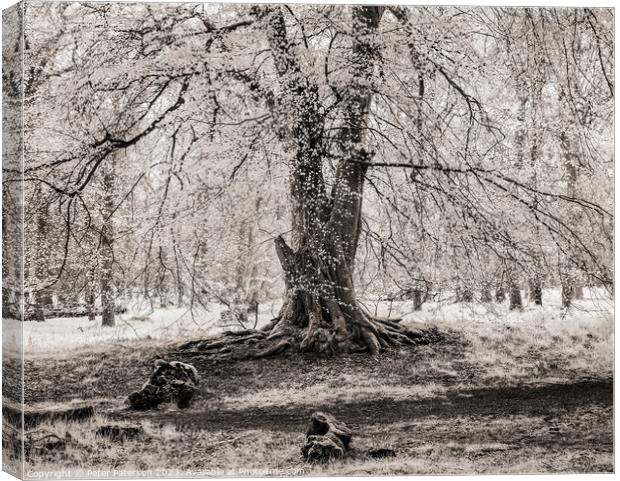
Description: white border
xmin=0 ymin=1 xmax=616 ymax=481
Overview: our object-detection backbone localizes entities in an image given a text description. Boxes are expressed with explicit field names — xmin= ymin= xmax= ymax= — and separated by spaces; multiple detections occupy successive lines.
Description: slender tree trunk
xmin=509 ymin=283 xmax=523 ymax=310
xmin=171 ymin=227 xmax=184 ymax=306
xmin=506 ymin=267 xmax=522 ymax=310
xmin=528 ymin=91 xmax=545 ymax=306
xmin=411 ymin=289 xmax=423 ymax=311
xmin=455 ymin=285 xmax=473 ymax=303
xmin=244 ymin=196 xmax=262 ymax=307
xmin=561 ymin=279 xmax=574 ymax=308
xmin=495 ymin=283 xmax=506 ymax=303
xmin=100 ymin=163 xmax=115 ymax=327
xmin=157 ymin=246 xmax=169 ymax=308
xmin=529 ymin=277 xmax=543 ymax=306
xmin=559 ymin=131 xmax=578 ymax=309
xmin=85 ymin=268 xmax=96 ymax=321
xmin=480 ymin=283 xmax=493 ymax=303
xmin=32 ymin=205 xmax=52 ymax=322
xmin=504 ymin=92 xmax=528 ymax=312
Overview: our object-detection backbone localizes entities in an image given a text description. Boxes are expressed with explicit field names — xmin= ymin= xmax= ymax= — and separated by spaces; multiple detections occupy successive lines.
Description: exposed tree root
xmin=175 ymin=305 xmax=443 ymax=360
xmin=254 ymin=339 xmax=291 ymax=358
xmin=176 ymin=237 xmax=444 ymax=359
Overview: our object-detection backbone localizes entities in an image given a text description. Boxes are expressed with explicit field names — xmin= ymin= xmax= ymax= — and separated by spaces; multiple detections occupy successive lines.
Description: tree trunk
xmin=100 ymin=163 xmax=115 ymax=327
xmin=32 ymin=205 xmax=52 ymax=322
xmin=411 ymin=289 xmax=423 ymax=311
xmin=171 ymin=227 xmax=184 ymax=307
xmin=509 ymin=285 xmax=522 ymax=310
xmin=529 ymin=277 xmax=543 ymax=306
xmin=495 ymin=284 xmax=506 ymax=303
xmin=527 ymin=82 xmax=545 ymax=309
xmin=243 ymin=197 xmax=262 ymax=308
xmin=455 ymin=285 xmax=473 ymax=303
xmin=505 ymin=90 xmax=526 ymax=313
xmin=559 ymin=130 xmax=579 ymax=308
xmin=249 ymin=6 xmax=429 ymax=354
xmin=85 ymin=268 xmax=96 ymax=321
xmin=32 ymin=303 xmax=45 ymax=322
xmin=561 ymin=281 xmax=573 ymax=308
xmin=508 ymin=275 xmax=522 ymax=311
xmin=480 ymin=285 xmax=493 ymax=304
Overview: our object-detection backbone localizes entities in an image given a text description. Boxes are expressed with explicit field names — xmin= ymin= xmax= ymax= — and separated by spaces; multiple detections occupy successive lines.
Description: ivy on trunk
xmin=256 ymin=6 xmax=424 ymax=354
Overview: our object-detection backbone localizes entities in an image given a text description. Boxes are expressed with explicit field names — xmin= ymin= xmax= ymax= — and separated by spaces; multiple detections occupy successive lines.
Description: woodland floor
xmin=4 ymin=297 xmax=614 ymax=477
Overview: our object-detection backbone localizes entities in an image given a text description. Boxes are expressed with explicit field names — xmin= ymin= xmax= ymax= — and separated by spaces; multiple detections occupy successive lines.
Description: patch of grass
xmin=19 ymin=296 xmax=613 ymax=476
xmin=218 ymin=379 xmax=449 ymax=410
xmin=441 ymin=308 xmax=613 ymax=384
xmin=21 ymin=400 xmax=612 ymax=477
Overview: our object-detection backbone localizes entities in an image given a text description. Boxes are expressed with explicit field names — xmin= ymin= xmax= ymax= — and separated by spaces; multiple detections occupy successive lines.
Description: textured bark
xmin=505 ymin=89 xmax=526 ymax=313
xmin=412 ymin=289 xmax=424 ymax=311
xmin=498 ymin=266 xmax=522 ymax=310
xmin=85 ymin=268 xmax=96 ymax=321
xmin=559 ymin=130 xmax=578 ymax=309
xmin=527 ymin=85 xmax=545 ymax=309
xmin=100 ymin=163 xmax=115 ymax=327
xmin=495 ymin=284 xmax=506 ymax=303
xmin=302 ymin=412 xmax=352 ymax=463
xmin=509 ymin=282 xmax=523 ymax=311
xmin=169 ymin=217 xmax=184 ymax=306
xmin=561 ymin=280 xmax=574 ymax=308
xmin=529 ymin=278 xmax=543 ymax=306
xmin=480 ymin=283 xmax=493 ymax=303
xmin=251 ymin=6 xmax=423 ymax=354
xmin=173 ymin=239 xmax=184 ymax=306
xmin=32 ymin=206 xmax=52 ymax=322
xmin=455 ymin=286 xmax=473 ymax=303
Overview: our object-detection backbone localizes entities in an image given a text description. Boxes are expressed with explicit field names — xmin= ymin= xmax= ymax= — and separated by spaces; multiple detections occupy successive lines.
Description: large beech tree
xmin=256 ymin=6 xmax=420 ymax=354
xmin=13 ymin=4 xmax=613 ymax=352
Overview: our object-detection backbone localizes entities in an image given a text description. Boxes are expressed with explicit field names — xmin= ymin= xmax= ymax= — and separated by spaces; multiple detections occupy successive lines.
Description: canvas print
xmin=1 ymin=1 xmax=614 ymax=478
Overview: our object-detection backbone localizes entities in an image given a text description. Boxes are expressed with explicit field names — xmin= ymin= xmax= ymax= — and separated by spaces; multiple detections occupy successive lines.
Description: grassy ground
xmin=6 ymin=294 xmax=614 ymax=477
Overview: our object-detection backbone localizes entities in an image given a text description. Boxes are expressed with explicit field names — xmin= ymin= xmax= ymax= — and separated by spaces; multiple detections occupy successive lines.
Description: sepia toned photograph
xmin=1 ymin=1 xmax=614 ymax=478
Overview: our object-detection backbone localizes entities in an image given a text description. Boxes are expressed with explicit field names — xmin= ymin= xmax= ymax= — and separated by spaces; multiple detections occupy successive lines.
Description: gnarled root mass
xmin=176 ymin=302 xmax=444 ymax=359
xmin=177 ymin=238 xmax=444 ymax=359
xmin=260 ymin=290 xmax=444 ymax=355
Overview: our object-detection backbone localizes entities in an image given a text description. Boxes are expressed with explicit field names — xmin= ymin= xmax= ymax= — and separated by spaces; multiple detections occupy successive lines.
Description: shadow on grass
xmin=115 ymin=378 xmax=612 ymax=433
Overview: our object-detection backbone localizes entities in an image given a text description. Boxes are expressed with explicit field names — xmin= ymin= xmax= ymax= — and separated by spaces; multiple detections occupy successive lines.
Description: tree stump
xmin=127 ymin=360 xmax=200 ymax=410
xmin=302 ymin=412 xmax=351 ymax=463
